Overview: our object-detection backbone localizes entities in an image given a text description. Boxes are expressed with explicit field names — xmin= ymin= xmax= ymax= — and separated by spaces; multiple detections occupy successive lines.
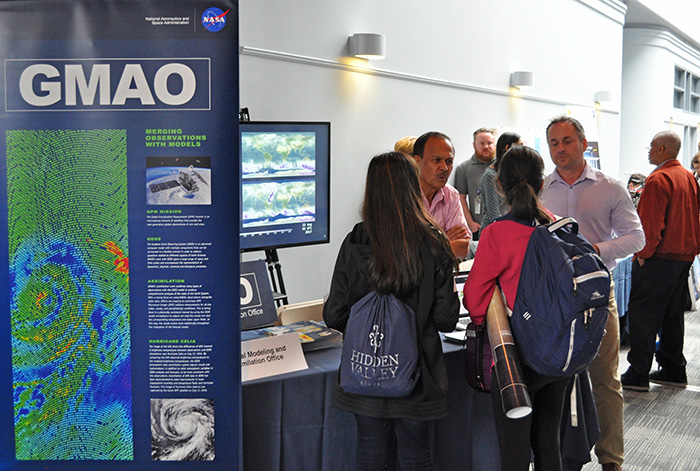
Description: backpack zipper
xmin=572 ymin=270 xmax=608 ymax=296
xmin=563 ymin=318 xmax=576 ymax=372
xmin=583 ymin=308 xmax=593 ymax=330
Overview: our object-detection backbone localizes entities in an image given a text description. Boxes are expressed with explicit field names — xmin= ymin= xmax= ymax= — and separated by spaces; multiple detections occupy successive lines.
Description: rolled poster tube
xmin=486 ymin=289 xmax=532 ymax=419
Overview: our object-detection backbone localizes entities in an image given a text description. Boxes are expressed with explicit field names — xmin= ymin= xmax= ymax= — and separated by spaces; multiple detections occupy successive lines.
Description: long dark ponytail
xmin=498 ymin=146 xmax=552 ymax=225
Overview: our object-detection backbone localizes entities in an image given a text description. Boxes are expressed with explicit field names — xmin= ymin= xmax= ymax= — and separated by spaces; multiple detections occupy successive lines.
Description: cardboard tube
xmin=486 ymin=288 xmax=532 ymax=419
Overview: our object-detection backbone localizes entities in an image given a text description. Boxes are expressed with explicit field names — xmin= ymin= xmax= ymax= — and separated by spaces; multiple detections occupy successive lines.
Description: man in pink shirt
xmin=413 ymin=131 xmax=471 ymax=259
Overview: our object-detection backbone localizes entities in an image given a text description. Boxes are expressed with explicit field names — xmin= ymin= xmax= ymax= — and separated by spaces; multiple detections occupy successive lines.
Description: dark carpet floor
xmin=581 ymin=310 xmax=700 ymax=471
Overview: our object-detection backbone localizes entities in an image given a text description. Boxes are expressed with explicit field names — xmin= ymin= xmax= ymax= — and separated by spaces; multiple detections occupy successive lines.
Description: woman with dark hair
xmin=324 ymin=151 xmax=459 ymax=470
xmin=479 ymin=132 xmax=522 ymax=230
xmin=465 ymin=146 xmax=570 ymax=471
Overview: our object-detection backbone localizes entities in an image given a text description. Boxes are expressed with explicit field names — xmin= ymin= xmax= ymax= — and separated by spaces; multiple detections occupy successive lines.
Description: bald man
xmin=623 ymin=131 xmax=700 ymax=392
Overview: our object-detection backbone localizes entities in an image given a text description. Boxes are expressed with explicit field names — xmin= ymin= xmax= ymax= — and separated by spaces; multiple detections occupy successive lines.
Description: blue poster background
xmin=0 ymin=1 xmax=240 ymax=469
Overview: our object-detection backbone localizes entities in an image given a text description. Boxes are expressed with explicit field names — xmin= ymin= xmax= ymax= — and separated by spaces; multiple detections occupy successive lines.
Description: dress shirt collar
xmin=422 ymin=186 xmax=445 ymax=207
xmin=651 ymin=158 xmax=676 ymax=173
xmin=546 ymin=162 xmax=597 ymax=189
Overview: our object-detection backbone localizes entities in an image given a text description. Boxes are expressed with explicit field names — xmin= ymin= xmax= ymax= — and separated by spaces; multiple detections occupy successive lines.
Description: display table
xmin=241 ymin=337 xmax=500 ymax=471
xmin=432 ymin=340 xmax=501 ymax=470
xmin=241 ymin=343 xmax=357 ymax=471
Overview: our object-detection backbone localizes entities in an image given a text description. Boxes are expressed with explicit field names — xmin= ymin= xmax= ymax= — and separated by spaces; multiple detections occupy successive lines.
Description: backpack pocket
xmin=509 ymin=298 xmax=550 ymax=368
xmin=546 ymin=307 xmax=608 ymax=375
xmin=571 ymin=254 xmax=610 ymax=310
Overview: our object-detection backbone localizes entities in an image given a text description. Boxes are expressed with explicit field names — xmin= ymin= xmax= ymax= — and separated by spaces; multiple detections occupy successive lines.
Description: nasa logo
xmin=201 ymin=7 xmax=228 ymax=32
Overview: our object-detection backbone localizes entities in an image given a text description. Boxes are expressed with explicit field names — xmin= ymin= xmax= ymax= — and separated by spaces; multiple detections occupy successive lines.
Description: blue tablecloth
xmin=241 ymin=336 xmax=596 ymax=471
xmin=433 ymin=340 xmax=500 ymax=471
xmin=613 ymin=255 xmax=633 ymax=318
xmin=241 ymin=338 xmax=499 ymax=470
xmin=242 ymin=343 xmax=356 ymax=471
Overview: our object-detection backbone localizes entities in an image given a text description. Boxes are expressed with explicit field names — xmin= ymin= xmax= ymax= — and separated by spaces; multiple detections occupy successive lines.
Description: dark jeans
xmin=626 ymin=257 xmax=691 ymax=376
xmin=491 ymin=365 xmax=570 ymax=471
xmin=354 ymin=414 xmax=432 ymax=471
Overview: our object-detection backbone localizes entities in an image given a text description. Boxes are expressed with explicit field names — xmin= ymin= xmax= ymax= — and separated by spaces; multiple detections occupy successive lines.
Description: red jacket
xmin=637 ymin=159 xmax=700 ymax=261
xmin=464 ymin=220 xmax=535 ymax=325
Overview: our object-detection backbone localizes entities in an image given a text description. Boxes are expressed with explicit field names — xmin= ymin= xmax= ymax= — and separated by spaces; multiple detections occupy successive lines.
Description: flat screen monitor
xmin=239 ymin=121 xmax=330 ymax=252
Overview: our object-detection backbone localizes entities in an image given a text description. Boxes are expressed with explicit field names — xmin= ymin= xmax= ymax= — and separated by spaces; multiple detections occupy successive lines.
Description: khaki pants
xmin=588 ymin=281 xmax=623 ymax=465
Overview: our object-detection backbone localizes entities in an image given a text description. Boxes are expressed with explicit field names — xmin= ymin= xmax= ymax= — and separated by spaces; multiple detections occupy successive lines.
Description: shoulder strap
xmin=494 ymin=212 xmax=537 ymax=227
xmin=547 ymin=216 xmax=578 ymax=234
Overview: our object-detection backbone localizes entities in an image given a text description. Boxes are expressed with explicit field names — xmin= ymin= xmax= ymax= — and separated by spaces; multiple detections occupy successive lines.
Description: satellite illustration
xmin=146 ymin=157 xmax=211 ymax=205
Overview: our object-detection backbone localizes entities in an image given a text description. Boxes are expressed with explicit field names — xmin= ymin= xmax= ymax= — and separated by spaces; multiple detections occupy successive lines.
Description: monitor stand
xmin=265 ymin=248 xmax=288 ymax=307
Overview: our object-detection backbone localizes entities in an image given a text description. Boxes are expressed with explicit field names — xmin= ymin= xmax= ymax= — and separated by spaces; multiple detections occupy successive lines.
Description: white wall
xmin=630 ymin=0 xmax=700 ymax=47
xmin=620 ymin=28 xmax=700 ymax=179
xmin=239 ymin=0 xmax=627 ymax=303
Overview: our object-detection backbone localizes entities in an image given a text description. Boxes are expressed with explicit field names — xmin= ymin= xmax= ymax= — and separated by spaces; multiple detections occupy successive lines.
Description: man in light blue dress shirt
xmin=541 ymin=116 xmax=645 ymax=471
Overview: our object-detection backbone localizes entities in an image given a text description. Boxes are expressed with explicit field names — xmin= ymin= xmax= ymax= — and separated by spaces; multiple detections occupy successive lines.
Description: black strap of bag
xmin=466 ymin=321 xmax=491 ymax=393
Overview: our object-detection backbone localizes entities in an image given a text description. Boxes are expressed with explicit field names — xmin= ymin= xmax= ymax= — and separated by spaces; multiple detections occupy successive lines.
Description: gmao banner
xmin=0 ymin=1 xmax=240 ymax=469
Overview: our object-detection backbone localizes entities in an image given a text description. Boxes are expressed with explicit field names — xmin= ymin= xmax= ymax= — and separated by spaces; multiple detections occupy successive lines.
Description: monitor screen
xmin=239 ymin=121 xmax=330 ymax=252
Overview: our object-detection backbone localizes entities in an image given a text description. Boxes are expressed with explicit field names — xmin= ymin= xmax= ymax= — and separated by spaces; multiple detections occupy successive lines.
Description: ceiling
xmin=624 ymin=0 xmax=700 ymax=50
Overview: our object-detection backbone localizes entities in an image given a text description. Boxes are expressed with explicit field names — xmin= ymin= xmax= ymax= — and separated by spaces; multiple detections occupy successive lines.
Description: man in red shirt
xmin=622 ymin=131 xmax=700 ymax=391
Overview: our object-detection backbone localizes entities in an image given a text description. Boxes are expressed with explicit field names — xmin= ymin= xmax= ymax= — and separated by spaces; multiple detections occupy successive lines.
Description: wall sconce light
xmin=510 ymin=71 xmax=534 ymax=88
xmin=594 ymin=91 xmax=613 ymax=103
xmin=348 ymin=33 xmax=386 ymax=60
